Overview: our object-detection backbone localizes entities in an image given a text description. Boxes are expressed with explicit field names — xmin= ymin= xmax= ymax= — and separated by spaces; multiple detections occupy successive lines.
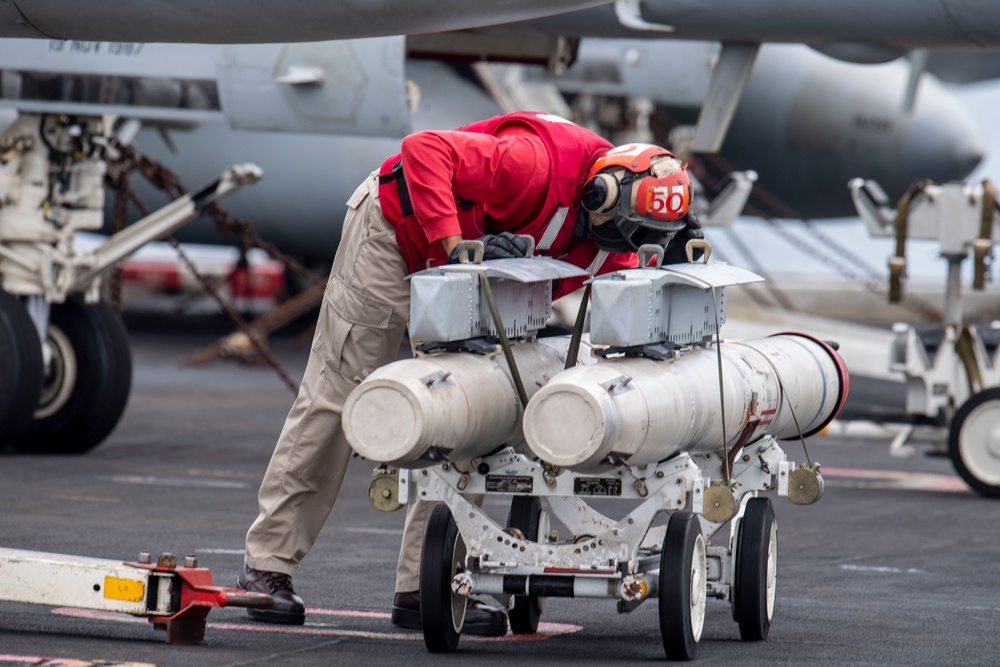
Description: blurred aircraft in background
xmin=6 ymin=0 xmax=1000 ymax=455
xmin=0 ymin=32 xmax=987 ymax=323
xmin=23 ymin=36 xmax=970 ymax=268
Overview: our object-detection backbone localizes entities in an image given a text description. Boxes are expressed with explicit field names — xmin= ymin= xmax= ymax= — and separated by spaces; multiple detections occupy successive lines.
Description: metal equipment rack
xmin=402 ymin=436 xmax=806 ymax=659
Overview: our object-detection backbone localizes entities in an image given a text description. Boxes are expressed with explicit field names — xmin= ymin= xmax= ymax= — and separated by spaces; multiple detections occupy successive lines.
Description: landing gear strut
xmin=0 ymin=112 xmax=260 ymax=454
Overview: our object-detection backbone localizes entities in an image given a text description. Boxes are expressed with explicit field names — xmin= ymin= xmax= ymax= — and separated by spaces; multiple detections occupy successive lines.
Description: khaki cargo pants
xmin=244 ymin=172 xmax=466 ymax=592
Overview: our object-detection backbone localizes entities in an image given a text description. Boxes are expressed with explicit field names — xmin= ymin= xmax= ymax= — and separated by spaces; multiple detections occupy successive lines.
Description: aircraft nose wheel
xmin=732 ymin=497 xmax=777 ymax=641
xmin=420 ymin=504 xmax=467 ymax=653
xmin=506 ymin=495 xmax=547 ymax=634
xmin=659 ymin=511 xmax=707 ymax=661
xmin=0 ymin=291 xmax=43 ymax=445
xmin=949 ymin=387 xmax=1000 ymax=498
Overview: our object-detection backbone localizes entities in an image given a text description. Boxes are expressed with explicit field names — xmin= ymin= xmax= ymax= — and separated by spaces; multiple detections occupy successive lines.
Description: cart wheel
xmin=733 ymin=497 xmax=777 ymax=641
xmin=659 ymin=511 xmax=707 ymax=661
xmin=420 ymin=504 xmax=466 ymax=653
xmin=506 ymin=496 xmax=546 ymax=634
xmin=0 ymin=291 xmax=43 ymax=445
xmin=948 ymin=387 xmax=1000 ymax=498
xmin=12 ymin=297 xmax=132 ymax=454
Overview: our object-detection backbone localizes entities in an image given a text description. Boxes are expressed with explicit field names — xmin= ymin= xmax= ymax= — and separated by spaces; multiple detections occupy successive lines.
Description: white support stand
xmin=850 ymin=178 xmax=1000 ymax=494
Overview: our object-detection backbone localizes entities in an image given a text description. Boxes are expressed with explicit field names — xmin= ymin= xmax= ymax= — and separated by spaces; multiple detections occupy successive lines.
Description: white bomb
xmin=522 ymin=333 xmax=849 ymax=471
xmin=344 ymin=338 xmax=589 ymax=467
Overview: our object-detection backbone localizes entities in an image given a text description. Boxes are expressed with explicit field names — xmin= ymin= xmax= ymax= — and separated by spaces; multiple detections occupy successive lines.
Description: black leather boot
xmin=237 ymin=564 xmax=306 ymax=625
xmin=391 ymin=591 xmax=508 ymax=636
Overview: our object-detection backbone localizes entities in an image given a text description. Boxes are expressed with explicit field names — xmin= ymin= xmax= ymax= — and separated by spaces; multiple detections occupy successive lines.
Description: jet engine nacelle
xmin=522 ymin=333 xmax=849 ymax=471
xmin=529 ymin=40 xmax=985 ymax=218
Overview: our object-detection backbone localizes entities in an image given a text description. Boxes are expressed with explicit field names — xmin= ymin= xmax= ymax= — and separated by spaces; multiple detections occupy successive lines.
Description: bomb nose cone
xmin=344 ymin=381 xmax=422 ymax=465
xmin=523 ymin=384 xmax=609 ymax=468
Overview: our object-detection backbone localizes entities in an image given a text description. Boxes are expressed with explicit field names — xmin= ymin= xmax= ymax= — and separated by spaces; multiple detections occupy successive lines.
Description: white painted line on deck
xmin=106 ymin=475 xmax=249 ymax=489
xmin=342 ymin=527 xmax=404 ymax=536
xmin=959 ymin=605 xmax=1000 ymax=612
xmin=840 ymin=564 xmax=924 ymax=574
xmin=195 ymin=533 xmax=402 ymax=555
xmin=48 ymin=494 xmax=121 ymax=503
xmin=186 ymin=468 xmax=260 ymax=479
xmin=309 ymin=608 xmax=391 ymax=619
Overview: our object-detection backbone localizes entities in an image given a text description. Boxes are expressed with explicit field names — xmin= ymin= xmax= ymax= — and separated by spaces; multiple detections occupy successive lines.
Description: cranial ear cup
xmin=581 ymin=172 xmax=620 ymax=218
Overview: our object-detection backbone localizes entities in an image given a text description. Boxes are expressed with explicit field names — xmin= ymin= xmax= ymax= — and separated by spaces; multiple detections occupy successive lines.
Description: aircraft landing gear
xmin=948 ymin=388 xmax=1000 ymax=498
xmin=12 ymin=297 xmax=132 ymax=454
xmin=0 ymin=111 xmax=260 ymax=455
xmin=0 ymin=291 xmax=43 ymax=444
xmin=851 ymin=179 xmax=1000 ymax=498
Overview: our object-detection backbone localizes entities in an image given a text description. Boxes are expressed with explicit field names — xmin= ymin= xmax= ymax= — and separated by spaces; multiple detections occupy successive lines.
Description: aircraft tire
xmin=506 ymin=495 xmax=546 ymax=634
xmin=733 ymin=497 xmax=777 ymax=641
xmin=0 ymin=291 xmax=44 ymax=447
xmin=948 ymin=387 xmax=1000 ymax=498
xmin=659 ymin=511 xmax=706 ymax=661
xmin=420 ymin=503 xmax=465 ymax=653
xmin=12 ymin=297 xmax=132 ymax=454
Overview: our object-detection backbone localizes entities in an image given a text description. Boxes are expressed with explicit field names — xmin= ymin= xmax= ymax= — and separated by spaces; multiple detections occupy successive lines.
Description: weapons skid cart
xmin=344 ymin=241 xmax=847 ymax=660
xmin=0 ymin=112 xmax=261 ymax=453
xmin=850 ymin=178 xmax=1000 ymax=497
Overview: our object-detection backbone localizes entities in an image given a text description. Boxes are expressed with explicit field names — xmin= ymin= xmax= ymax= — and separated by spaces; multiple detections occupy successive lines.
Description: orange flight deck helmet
xmin=581 ymin=143 xmax=692 ymax=252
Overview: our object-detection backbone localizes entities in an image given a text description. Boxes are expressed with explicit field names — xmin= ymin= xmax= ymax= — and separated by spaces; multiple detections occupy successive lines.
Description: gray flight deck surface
xmin=2 ymin=316 xmax=999 ymax=666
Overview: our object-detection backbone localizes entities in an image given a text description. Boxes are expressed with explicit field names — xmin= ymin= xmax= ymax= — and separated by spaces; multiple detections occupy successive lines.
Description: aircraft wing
xmin=0 ymin=0 xmax=613 ymax=43
xmin=510 ymin=0 xmax=1000 ymax=57
xmin=925 ymin=50 xmax=1000 ymax=84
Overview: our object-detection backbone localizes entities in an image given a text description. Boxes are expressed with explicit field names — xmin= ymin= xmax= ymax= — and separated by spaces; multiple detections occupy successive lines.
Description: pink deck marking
xmin=821 ymin=466 xmax=970 ymax=493
xmin=51 ymin=607 xmax=583 ymax=642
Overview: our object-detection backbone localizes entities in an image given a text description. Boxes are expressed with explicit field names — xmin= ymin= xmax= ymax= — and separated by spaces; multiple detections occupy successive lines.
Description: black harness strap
xmin=378 ymin=160 xmax=473 ymax=218
xmin=378 ymin=160 xmax=414 ymax=217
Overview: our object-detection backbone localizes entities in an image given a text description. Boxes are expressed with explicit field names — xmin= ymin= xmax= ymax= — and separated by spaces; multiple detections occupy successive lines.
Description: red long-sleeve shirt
xmin=399 ymin=128 xmax=550 ymax=245
xmin=378 ymin=112 xmax=637 ymax=296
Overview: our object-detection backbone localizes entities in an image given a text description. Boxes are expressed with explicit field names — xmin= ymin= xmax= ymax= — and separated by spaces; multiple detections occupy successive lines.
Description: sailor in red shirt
xmin=238 ymin=112 xmax=702 ymax=633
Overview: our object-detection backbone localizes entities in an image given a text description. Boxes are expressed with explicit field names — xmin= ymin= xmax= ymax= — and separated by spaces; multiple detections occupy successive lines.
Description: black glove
xmin=448 ymin=231 xmax=529 ymax=263
xmin=663 ymin=211 xmax=705 ymax=265
xmin=483 ymin=232 xmax=529 ymax=260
